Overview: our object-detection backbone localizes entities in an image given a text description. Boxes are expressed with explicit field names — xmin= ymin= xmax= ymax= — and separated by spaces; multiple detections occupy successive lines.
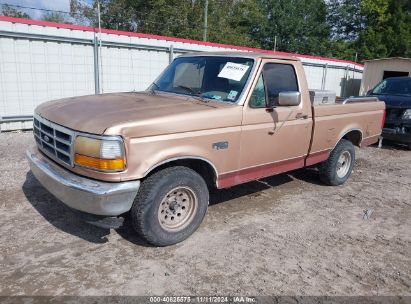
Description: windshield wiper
xmin=150 ymin=82 xmax=160 ymax=95
xmin=177 ymin=85 xmax=198 ymax=95
xmin=177 ymin=85 xmax=208 ymax=103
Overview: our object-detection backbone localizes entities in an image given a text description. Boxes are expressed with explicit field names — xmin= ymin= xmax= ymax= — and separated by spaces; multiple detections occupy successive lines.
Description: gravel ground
xmin=0 ymin=131 xmax=410 ymax=296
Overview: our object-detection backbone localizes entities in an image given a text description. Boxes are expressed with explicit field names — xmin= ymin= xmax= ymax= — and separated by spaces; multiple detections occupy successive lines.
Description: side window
xmin=262 ymin=63 xmax=299 ymax=106
xmin=249 ymin=74 xmax=266 ymax=108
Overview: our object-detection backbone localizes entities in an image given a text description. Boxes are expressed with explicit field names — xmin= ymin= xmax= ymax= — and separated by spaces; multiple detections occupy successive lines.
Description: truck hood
xmin=35 ymin=92 xmax=242 ymax=137
xmin=369 ymin=94 xmax=411 ymax=108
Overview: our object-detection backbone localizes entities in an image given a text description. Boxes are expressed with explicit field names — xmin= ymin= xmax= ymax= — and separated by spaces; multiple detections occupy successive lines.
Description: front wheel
xmin=319 ymin=139 xmax=355 ymax=186
xmin=131 ymin=166 xmax=209 ymax=246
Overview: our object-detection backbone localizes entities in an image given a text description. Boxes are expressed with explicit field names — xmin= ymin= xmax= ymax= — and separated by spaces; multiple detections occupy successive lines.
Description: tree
xmin=356 ymin=0 xmax=411 ymax=60
xmin=199 ymin=0 xmax=263 ymax=46
xmin=70 ymin=0 xmax=200 ymax=35
xmin=68 ymin=0 xmax=410 ymax=61
xmin=327 ymin=0 xmax=411 ymax=61
xmin=327 ymin=0 xmax=363 ymax=41
xmin=42 ymin=12 xmax=70 ymax=23
xmin=70 ymin=0 xmax=259 ymax=45
xmin=0 ymin=4 xmax=31 ymax=19
xmin=70 ymin=0 xmax=97 ymax=26
xmin=253 ymin=0 xmax=331 ymax=55
xmin=325 ymin=0 xmax=362 ymax=61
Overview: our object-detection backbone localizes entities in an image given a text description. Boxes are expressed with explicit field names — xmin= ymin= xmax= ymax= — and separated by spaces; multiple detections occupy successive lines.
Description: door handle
xmin=295 ymin=113 xmax=308 ymax=119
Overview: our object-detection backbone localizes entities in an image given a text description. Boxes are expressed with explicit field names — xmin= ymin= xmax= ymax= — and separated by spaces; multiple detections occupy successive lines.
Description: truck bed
xmin=306 ymin=100 xmax=386 ymax=166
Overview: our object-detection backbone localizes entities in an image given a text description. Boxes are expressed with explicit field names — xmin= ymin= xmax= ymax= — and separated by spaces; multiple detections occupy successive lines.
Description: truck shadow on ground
xmin=288 ymin=167 xmax=324 ymax=186
xmin=22 ymin=167 xmax=321 ymax=247
xmin=22 ymin=171 xmax=112 ymax=244
xmin=116 ymin=173 xmax=297 ymax=246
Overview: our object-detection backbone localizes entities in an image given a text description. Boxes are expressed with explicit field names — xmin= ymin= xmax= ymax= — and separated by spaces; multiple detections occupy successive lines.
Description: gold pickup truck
xmin=27 ymin=52 xmax=385 ymax=246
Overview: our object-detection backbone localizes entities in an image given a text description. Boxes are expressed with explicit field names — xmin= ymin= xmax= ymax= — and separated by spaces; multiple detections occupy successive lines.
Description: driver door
xmin=238 ymin=59 xmax=312 ymax=184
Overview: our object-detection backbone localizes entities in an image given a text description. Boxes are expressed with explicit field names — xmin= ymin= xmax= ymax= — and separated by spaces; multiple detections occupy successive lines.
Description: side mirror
xmin=278 ymin=91 xmax=301 ymax=106
xmin=366 ymin=89 xmax=372 ymax=96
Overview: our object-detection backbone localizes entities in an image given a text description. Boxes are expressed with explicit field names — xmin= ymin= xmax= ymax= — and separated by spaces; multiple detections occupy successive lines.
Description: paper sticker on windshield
xmin=218 ymin=62 xmax=250 ymax=81
xmin=227 ymin=90 xmax=238 ymax=101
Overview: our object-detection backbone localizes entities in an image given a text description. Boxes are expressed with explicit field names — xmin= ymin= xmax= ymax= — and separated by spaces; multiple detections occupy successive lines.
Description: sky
xmin=2 ymin=0 xmax=92 ymax=19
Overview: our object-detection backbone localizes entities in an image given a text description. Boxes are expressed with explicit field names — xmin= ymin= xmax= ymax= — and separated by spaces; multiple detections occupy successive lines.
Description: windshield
xmin=372 ymin=77 xmax=411 ymax=96
xmin=150 ymin=56 xmax=254 ymax=102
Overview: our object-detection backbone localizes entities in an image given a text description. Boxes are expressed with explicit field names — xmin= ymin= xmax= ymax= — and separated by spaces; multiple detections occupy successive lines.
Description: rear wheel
xmin=131 ymin=166 xmax=209 ymax=246
xmin=319 ymin=139 xmax=355 ymax=186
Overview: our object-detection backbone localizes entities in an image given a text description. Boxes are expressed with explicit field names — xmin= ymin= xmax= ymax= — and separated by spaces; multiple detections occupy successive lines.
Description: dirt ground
xmin=0 ymin=131 xmax=410 ymax=296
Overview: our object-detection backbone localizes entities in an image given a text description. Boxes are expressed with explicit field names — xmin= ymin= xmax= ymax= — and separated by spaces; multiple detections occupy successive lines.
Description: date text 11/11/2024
xmin=149 ymin=296 xmax=256 ymax=303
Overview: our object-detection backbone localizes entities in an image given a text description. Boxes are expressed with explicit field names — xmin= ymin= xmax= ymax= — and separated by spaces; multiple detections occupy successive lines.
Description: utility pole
xmin=203 ymin=0 xmax=208 ymax=41
xmin=97 ymin=1 xmax=103 ymax=94
xmin=274 ymin=36 xmax=277 ymax=52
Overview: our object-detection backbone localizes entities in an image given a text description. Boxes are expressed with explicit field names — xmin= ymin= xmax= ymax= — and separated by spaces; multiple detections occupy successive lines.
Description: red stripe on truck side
xmin=217 ymin=157 xmax=305 ymax=189
xmin=305 ymin=150 xmax=330 ymax=167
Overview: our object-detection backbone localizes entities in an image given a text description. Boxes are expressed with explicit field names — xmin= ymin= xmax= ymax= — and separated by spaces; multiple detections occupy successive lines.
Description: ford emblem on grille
xmin=43 ymin=135 xmax=50 ymax=142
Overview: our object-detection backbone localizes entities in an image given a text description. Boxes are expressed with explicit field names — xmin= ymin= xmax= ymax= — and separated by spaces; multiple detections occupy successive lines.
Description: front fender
xmin=125 ymin=128 xmax=241 ymax=181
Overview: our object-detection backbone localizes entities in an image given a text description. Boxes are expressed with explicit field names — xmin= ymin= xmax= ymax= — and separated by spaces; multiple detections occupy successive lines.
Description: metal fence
xmin=0 ymin=17 xmax=363 ymax=131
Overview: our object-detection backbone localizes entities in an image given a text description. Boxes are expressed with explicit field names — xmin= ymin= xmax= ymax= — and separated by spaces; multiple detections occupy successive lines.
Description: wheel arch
xmin=143 ymin=156 xmax=219 ymax=189
xmin=336 ymin=128 xmax=363 ymax=148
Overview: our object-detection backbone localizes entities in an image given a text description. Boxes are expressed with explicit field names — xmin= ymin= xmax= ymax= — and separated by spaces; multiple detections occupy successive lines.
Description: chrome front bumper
xmin=26 ymin=147 xmax=140 ymax=216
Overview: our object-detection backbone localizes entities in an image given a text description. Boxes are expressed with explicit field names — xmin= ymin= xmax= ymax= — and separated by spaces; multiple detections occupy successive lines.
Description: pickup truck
xmin=27 ymin=52 xmax=385 ymax=246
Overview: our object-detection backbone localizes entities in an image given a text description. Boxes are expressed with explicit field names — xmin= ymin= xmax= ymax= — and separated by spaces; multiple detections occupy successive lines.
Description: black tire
xmin=319 ymin=139 xmax=355 ymax=186
xmin=131 ymin=166 xmax=209 ymax=246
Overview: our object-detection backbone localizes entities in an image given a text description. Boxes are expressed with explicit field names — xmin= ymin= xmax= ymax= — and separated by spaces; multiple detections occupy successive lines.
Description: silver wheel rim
xmin=158 ymin=186 xmax=198 ymax=232
xmin=336 ymin=151 xmax=352 ymax=178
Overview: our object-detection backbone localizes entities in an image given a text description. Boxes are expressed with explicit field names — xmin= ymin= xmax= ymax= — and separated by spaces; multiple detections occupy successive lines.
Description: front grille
xmin=33 ymin=115 xmax=74 ymax=166
xmin=386 ymin=108 xmax=405 ymax=120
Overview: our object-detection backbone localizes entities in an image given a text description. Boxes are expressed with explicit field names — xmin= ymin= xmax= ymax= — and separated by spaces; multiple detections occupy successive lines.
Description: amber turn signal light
xmin=75 ymin=154 xmax=125 ymax=171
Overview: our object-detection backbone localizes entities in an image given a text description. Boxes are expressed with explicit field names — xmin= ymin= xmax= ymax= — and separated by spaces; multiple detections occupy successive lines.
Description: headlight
xmin=403 ymin=109 xmax=411 ymax=120
xmin=74 ymin=135 xmax=126 ymax=171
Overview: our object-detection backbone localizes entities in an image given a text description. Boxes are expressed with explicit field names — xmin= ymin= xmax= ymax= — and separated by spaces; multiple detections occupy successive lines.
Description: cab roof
xmin=179 ymin=51 xmax=300 ymax=61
